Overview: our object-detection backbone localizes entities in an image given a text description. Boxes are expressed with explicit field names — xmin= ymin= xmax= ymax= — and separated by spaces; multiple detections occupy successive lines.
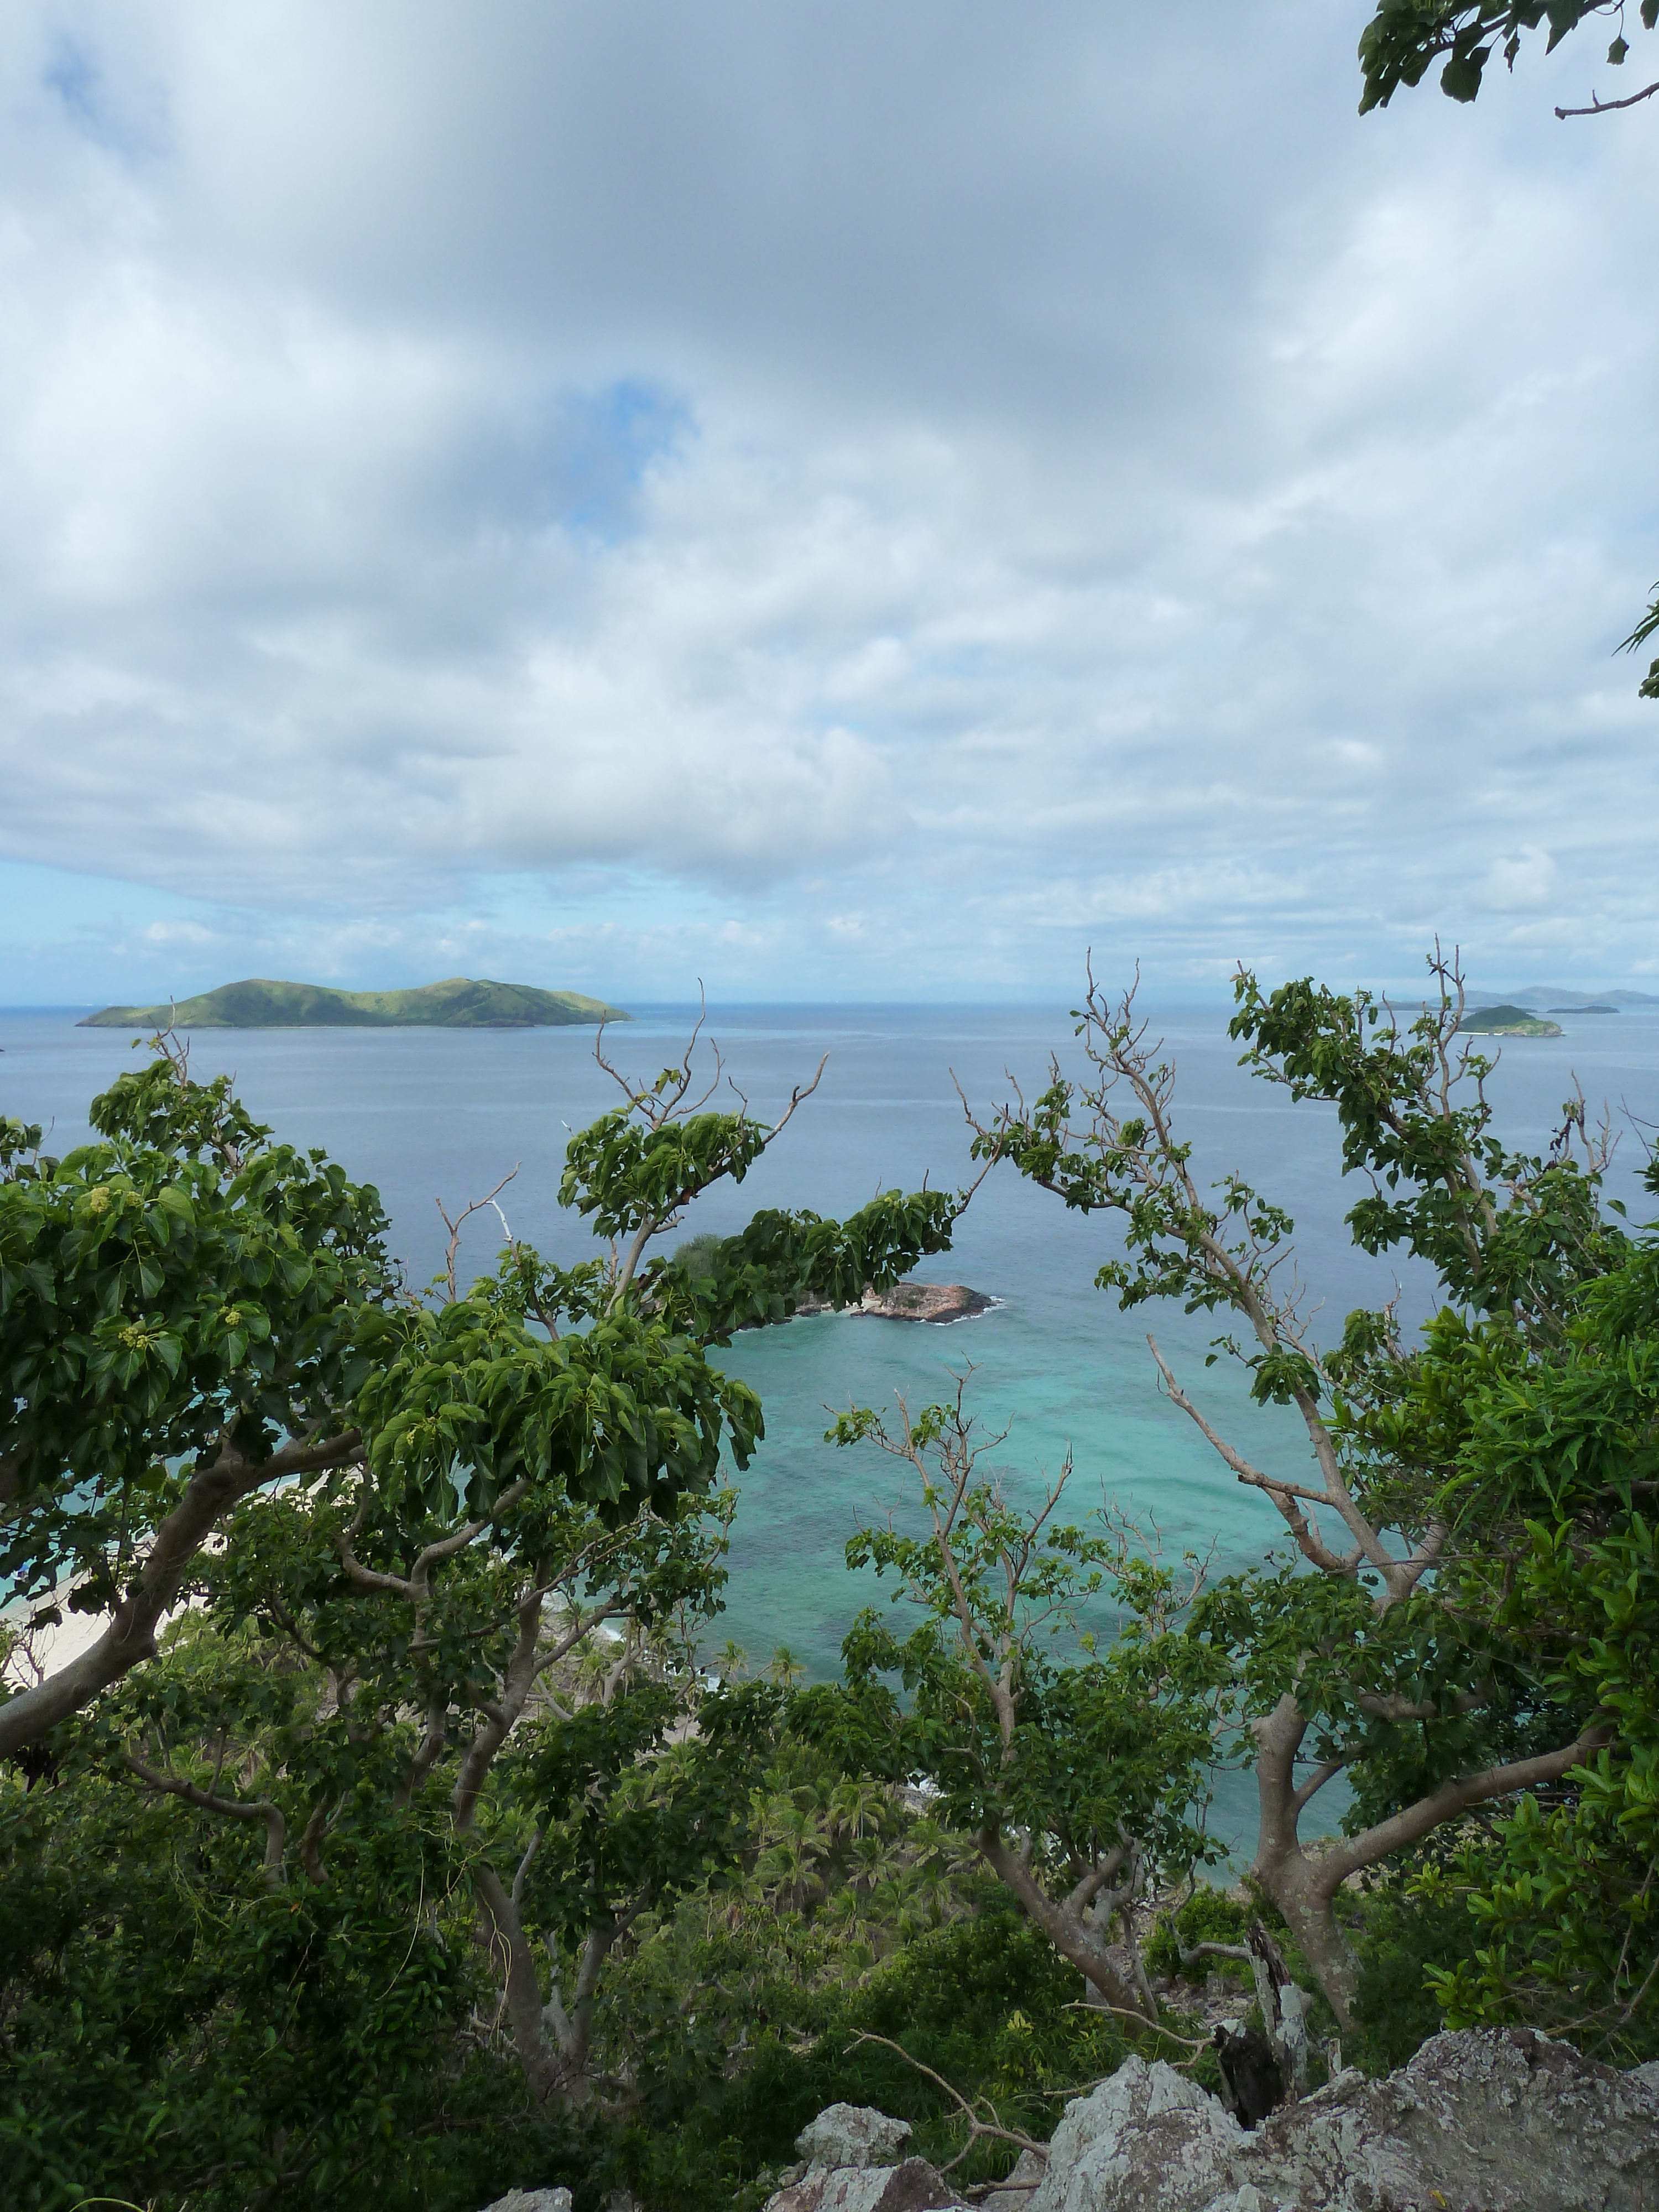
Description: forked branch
xmin=435 ymin=1168 xmax=520 ymax=1302
xmin=123 ymin=1749 xmax=288 ymax=1887
xmin=843 ymin=2031 xmax=1049 ymax=2171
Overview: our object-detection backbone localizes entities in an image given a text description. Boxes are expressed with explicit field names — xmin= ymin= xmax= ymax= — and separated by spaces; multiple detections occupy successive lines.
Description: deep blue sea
xmin=8 ymin=997 xmax=1659 ymax=1855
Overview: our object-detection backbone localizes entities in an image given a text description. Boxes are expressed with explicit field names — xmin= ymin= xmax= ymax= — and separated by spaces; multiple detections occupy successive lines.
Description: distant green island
xmin=1547 ymin=1004 xmax=1618 ymax=1015
xmin=79 ymin=976 xmax=630 ymax=1031
xmin=1457 ymin=1004 xmax=1563 ymax=1038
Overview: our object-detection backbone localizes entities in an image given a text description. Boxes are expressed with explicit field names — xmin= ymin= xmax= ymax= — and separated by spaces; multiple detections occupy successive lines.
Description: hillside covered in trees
xmin=80 ymin=977 xmax=629 ymax=1031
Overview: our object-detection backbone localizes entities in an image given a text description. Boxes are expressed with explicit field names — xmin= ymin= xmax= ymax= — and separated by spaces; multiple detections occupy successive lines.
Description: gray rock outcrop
xmin=789 ymin=1282 xmax=993 ymax=1325
xmin=980 ymin=2147 xmax=1046 ymax=2212
xmin=765 ymin=2157 xmax=964 ymax=2212
xmin=765 ymin=2035 xmax=1658 ymax=2212
xmin=477 ymin=2191 xmax=573 ymax=2212
xmin=796 ymin=2105 xmax=915 ymax=2169
xmin=1027 ymin=2028 xmax=1659 ymax=2212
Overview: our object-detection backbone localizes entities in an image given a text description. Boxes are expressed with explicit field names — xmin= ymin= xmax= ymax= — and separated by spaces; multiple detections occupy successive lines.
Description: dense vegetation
xmin=80 ymin=976 xmax=628 ymax=1031
xmin=1454 ymin=1003 xmax=1563 ymax=1036
xmin=3 ymin=957 xmax=1657 ymax=2210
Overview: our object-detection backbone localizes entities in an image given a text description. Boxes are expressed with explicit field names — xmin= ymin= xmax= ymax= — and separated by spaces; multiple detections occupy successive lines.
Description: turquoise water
xmin=8 ymin=997 xmax=1659 ymax=1852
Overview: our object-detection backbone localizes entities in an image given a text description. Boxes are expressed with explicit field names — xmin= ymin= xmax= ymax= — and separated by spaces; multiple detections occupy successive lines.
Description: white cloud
xmin=0 ymin=0 xmax=1656 ymax=1004
xmin=1480 ymin=847 xmax=1559 ymax=912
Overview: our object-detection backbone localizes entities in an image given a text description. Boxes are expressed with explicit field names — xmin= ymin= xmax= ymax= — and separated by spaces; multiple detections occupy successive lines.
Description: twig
xmin=1062 ymin=2000 xmax=1212 ymax=2058
xmin=843 ymin=2031 xmax=1048 ymax=2168
xmin=1557 ymin=77 xmax=1659 ymax=116
xmin=435 ymin=1167 xmax=520 ymax=1301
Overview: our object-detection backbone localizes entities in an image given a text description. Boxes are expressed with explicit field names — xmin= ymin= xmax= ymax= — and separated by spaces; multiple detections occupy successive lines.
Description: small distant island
xmin=795 ymin=1279 xmax=994 ymax=1324
xmin=1457 ymin=1003 xmax=1563 ymax=1038
xmin=79 ymin=976 xmax=630 ymax=1031
xmin=1547 ymin=1004 xmax=1618 ymax=1015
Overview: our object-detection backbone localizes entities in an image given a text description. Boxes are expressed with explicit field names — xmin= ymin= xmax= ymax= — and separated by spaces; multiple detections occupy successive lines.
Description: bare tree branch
xmin=298 ymin=1797 xmax=332 ymax=1886
xmin=1557 ymin=76 xmax=1659 ymax=116
xmin=333 ymin=1476 xmax=534 ymax=1604
xmin=843 ymin=2031 xmax=1048 ymax=2167
xmin=434 ymin=1167 xmax=520 ymax=1302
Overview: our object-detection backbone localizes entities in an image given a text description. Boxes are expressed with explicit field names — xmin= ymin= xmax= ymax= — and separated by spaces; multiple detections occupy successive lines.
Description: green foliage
xmin=1 ymin=1015 xmax=979 ymax=2206
xmin=1343 ymin=1869 xmax=1480 ymax=2072
xmin=13 ymin=953 xmax=1659 ymax=2206
xmin=1415 ymin=1762 xmax=1659 ymax=2060
xmin=79 ymin=974 xmax=628 ymax=1030
xmin=607 ymin=1895 xmax=1142 ymax=2212
xmin=972 ymin=949 xmax=1659 ymax=2052
xmin=351 ymin=1291 xmax=763 ymax=1526
xmin=671 ymin=1229 xmax=725 ymax=1277
xmin=1620 ymin=583 xmax=1659 ymax=700
xmin=643 ymin=1192 xmax=961 ymax=1343
xmin=1144 ymin=1885 xmax=1252 ymax=1986
xmin=2 ymin=1020 xmax=959 ymax=1733
xmin=1454 ymin=1005 xmax=1562 ymax=1036
xmin=2 ymin=1637 xmax=1108 ymax=2212
xmin=1229 ymin=969 xmax=1618 ymax=1332
xmin=1404 ymin=1503 xmax=1659 ymax=2058
xmin=0 ymin=1759 xmax=491 ymax=2211
xmin=832 ymin=1391 xmax=1225 ymax=1884
xmin=1 ymin=1050 xmax=390 ymax=1611
xmin=1355 ymin=0 xmax=1654 ymax=113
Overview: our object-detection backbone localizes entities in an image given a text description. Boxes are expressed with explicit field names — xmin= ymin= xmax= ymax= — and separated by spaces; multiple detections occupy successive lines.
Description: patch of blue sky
xmin=43 ymin=36 xmax=100 ymax=129
xmin=506 ymin=378 xmax=691 ymax=544
xmin=41 ymin=33 xmax=163 ymax=162
xmin=0 ymin=861 xmax=227 ymax=1008
xmin=0 ymin=857 xmax=729 ymax=1008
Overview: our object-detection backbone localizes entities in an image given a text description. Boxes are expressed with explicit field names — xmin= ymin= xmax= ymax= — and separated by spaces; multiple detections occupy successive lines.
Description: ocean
xmin=7 ymin=995 xmax=1658 ymax=1854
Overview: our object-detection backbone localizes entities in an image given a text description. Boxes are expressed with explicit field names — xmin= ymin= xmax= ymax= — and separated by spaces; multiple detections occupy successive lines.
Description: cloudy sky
xmin=1 ymin=0 xmax=1656 ymax=1006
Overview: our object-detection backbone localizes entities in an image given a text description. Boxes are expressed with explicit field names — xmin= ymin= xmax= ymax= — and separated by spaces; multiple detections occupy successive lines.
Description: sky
xmin=0 ymin=1 xmax=1656 ymax=1008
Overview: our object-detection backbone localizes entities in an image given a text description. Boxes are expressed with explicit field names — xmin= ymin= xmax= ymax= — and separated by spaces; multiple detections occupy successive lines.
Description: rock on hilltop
xmin=761 ymin=2031 xmax=1659 ymax=2212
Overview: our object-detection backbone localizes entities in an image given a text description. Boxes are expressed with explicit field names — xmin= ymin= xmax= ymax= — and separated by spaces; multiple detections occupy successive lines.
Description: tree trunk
xmin=1258 ymin=1864 xmax=1360 ymax=2028
xmin=471 ymin=1861 xmax=570 ymax=2107
xmin=977 ymin=1828 xmax=1155 ymax=2022
xmin=1245 ymin=1693 xmax=1360 ymax=2030
xmin=0 ymin=1427 xmax=358 ymax=1760
xmin=1245 ymin=1691 xmax=1610 ymax=2032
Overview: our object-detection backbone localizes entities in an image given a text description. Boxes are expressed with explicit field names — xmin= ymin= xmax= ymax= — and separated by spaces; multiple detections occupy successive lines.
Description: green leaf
xmin=1440 ymin=45 xmax=1491 ymax=100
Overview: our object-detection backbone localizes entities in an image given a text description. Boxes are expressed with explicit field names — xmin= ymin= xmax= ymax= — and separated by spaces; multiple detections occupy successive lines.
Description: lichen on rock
xmin=1026 ymin=2028 xmax=1659 ymax=2212
xmin=796 ymin=2105 xmax=915 ymax=2169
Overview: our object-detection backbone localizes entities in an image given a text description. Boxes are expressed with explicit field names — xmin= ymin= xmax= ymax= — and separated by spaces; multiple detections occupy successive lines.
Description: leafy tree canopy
xmin=1357 ymin=0 xmax=1659 ymax=113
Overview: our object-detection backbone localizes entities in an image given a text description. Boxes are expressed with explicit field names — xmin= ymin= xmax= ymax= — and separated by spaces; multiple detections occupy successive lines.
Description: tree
xmin=968 ymin=953 xmax=1621 ymax=2024
xmin=1357 ymin=0 xmax=1659 ymax=118
xmin=3 ymin=1012 xmax=973 ymax=2162
xmin=1404 ymin=1235 xmax=1659 ymax=2058
xmin=1 ymin=1017 xmax=962 ymax=1760
xmin=142 ymin=1468 xmax=746 ymax=2114
xmin=824 ymin=1377 xmax=1227 ymax=2028
xmin=1353 ymin=1 xmax=1659 ymax=691
xmin=0 ymin=1686 xmax=492 ymax=2212
xmin=1 ymin=1046 xmax=391 ymax=1758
